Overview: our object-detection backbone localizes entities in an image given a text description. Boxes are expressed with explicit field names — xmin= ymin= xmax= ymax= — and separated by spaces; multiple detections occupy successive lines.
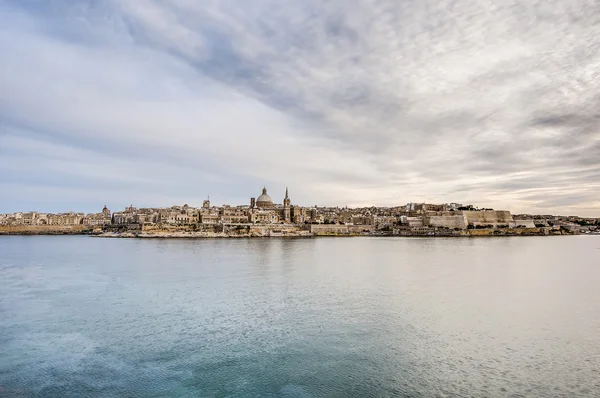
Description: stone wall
xmin=406 ymin=217 xmax=424 ymax=227
xmin=466 ymin=227 xmax=545 ymax=236
xmin=510 ymin=220 xmax=537 ymax=228
xmin=348 ymin=225 xmax=375 ymax=233
xmin=463 ymin=210 xmax=514 ymax=226
xmin=309 ymin=225 xmax=349 ymax=234
xmin=0 ymin=225 xmax=90 ymax=235
xmin=142 ymin=224 xmax=221 ymax=233
xmin=425 ymin=214 xmax=468 ymax=229
xmin=247 ymin=224 xmax=308 ymax=236
xmin=308 ymin=224 xmax=375 ymax=235
xmin=427 ymin=211 xmax=531 ymax=229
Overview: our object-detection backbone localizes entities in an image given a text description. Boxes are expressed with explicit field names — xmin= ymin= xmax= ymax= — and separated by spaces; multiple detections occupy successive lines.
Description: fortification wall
xmin=308 ymin=224 xmax=375 ymax=235
xmin=466 ymin=227 xmax=545 ymax=236
xmin=406 ymin=217 xmax=424 ymax=227
xmin=309 ymin=225 xmax=349 ymax=234
xmin=141 ymin=224 xmax=184 ymax=233
xmin=0 ymin=225 xmax=90 ymax=235
xmin=248 ymin=224 xmax=307 ymax=236
xmin=348 ymin=225 xmax=375 ymax=233
xmin=426 ymin=215 xmax=467 ymax=229
xmin=510 ymin=220 xmax=537 ymax=228
xmin=463 ymin=210 xmax=513 ymax=226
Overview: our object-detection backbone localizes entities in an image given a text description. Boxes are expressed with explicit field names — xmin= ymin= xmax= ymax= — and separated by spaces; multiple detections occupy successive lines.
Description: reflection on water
xmin=1 ymin=236 xmax=599 ymax=397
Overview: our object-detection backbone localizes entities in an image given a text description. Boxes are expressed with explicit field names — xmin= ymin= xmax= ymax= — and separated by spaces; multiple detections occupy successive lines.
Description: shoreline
xmin=0 ymin=224 xmax=590 ymax=238
xmin=1 ymin=231 xmax=591 ymax=238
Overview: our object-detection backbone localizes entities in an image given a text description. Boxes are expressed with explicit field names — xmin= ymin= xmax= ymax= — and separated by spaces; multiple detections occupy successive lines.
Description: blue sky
xmin=1 ymin=0 xmax=599 ymax=216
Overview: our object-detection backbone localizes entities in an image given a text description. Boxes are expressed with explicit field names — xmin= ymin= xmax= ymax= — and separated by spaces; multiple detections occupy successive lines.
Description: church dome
xmin=256 ymin=187 xmax=274 ymax=208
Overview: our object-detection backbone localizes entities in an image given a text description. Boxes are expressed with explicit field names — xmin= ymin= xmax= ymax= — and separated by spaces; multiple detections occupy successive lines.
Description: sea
xmin=1 ymin=236 xmax=599 ymax=397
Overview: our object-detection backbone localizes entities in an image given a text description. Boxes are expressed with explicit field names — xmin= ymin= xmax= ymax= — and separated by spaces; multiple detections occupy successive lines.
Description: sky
xmin=1 ymin=0 xmax=599 ymax=216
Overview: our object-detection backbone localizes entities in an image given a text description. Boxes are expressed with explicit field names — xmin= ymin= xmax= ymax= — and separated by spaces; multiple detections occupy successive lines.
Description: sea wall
xmin=247 ymin=224 xmax=309 ymax=237
xmin=102 ymin=223 xmax=311 ymax=238
xmin=424 ymin=213 xmax=535 ymax=230
xmin=510 ymin=220 xmax=537 ymax=228
xmin=308 ymin=224 xmax=375 ymax=235
xmin=141 ymin=223 xmax=218 ymax=234
xmin=308 ymin=225 xmax=349 ymax=235
xmin=466 ymin=227 xmax=548 ymax=236
xmin=0 ymin=225 xmax=91 ymax=235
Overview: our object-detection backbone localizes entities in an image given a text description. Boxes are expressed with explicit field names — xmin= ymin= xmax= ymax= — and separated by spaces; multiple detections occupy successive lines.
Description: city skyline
xmin=2 ymin=183 xmax=597 ymax=220
xmin=3 ymin=183 xmax=595 ymax=238
xmin=1 ymin=1 xmax=599 ymax=216
xmin=0 ymin=183 xmax=599 ymax=218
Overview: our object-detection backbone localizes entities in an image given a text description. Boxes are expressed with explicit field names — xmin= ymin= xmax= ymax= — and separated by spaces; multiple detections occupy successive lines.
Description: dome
xmin=256 ymin=187 xmax=274 ymax=208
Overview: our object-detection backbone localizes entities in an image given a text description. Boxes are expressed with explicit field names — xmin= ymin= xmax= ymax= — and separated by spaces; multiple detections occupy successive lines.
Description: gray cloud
xmin=0 ymin=0 xmax=599 ymax=215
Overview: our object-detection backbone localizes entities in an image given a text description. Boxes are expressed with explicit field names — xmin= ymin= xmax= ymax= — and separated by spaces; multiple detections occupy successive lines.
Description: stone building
xmin=220 ymin=206 xmax=249 ymax=223
xmin=200 ymin=213 xmax=219 ymax=224
xmin=21 ymin=212 xmax=40 ymax=225
xmin=47 ymin=212 xmax=84 ymax=225
xmin=157 ymin=208 xmax=193 ymax=225
xmin=250 ymin=210 xmax=279 ymax=224
xmin=83 ymin=206 xmax=112 ymax=226
xmin=112 ymin=212 xmax=133 ymax=225
xmin=291 ymin=205 xmax=310 ymax=224
xmin=249 ymin=186 xmax=294 ymax=224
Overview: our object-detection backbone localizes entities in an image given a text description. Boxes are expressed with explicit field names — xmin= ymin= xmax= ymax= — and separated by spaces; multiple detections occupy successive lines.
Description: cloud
xmin=0 ymin=0 xmax=599 ymax=215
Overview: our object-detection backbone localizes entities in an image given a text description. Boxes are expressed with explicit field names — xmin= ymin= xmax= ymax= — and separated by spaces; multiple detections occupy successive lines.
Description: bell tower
xmin=283 ymin=187 xmax=291 ymax=223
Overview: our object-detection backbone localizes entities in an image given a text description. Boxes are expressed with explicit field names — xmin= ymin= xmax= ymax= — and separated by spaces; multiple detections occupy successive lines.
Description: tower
xmin=283 ymin=187 xmax=291 ymax=223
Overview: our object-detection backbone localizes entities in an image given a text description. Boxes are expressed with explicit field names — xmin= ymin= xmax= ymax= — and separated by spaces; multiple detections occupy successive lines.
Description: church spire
xmin=283 ymin=186 xmax=291 ymax=222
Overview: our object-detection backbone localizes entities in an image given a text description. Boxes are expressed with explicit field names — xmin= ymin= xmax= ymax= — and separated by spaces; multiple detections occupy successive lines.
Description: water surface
xmin=1 ymin=236 xmax=599 ymax=397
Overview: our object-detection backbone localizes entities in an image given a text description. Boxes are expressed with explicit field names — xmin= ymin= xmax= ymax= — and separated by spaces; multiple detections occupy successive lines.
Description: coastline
xmin=0 ymin=224 xmax=586 ymax=238
xmin=0 ymin=225 xmax=92 ymax=236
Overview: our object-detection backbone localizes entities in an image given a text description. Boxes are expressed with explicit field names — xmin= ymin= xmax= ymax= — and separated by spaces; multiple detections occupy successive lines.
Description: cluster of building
xmin=1 ymin=186 xmax=598 ymax=234
xmin=0 ymin=206 xmax=111 ymax=227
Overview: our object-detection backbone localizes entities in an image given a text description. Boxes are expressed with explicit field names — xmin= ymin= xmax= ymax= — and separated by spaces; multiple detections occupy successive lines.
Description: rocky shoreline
xmin=0 ymin=226 xmax=583 ymax=238
xmin=95 ymin=231 xmax=313 ymax=238
xmin=1 ymin=216 xmax=589 ymax=239
xmin=0 ymin=225 xmax=93 ymax=235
